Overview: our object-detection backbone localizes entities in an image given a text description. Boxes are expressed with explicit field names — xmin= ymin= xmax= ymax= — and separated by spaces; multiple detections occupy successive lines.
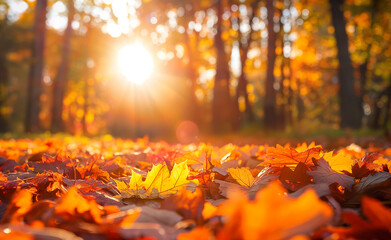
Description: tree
xmin=235 ymin=0 xmax=257 ymax=126
xmin=0 ymin=4 xmax=9 ymax=132
xmin=25 ymin=0 xmax=48 ymax=133
xmin=264 ymin=0 xmax=278 ymax=129
xmin=329 ymin=0 xmax=362 ymax=129
xmin=51 ymin=0 xmax=74 ymax=132
xmin=212 ymin=0 xmax=235 ymax=131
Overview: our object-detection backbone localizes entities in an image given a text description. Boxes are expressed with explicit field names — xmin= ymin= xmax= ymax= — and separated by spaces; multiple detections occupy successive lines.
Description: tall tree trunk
xmin=264 ymin=0 xmax=277 ymax=129
xmin=212 ymin=0 xmax=234 ymax=131
xmin=51 ymin=0 xmax=74 ymax=132
xmin=0 ymin=15 xmax=9 ymax=132
xmin=329 ymin=0 xmax=362 ymax=129
xmin=383 ymin=90 xmax=391 ymax=129
xmin=359 ymin=0 xmax=378 ymax=127
xmin=371 ymin=85 xmax=391 ymax=129
xmin=25 ymin=0 xmax=48 ymax=133
xmin=183 ymin=13 xmax=199 ymax=124
xmin=235 ymin=1 xmax=257 ymax=126
xmin=286 ymin=57 xmax=293 ymax=126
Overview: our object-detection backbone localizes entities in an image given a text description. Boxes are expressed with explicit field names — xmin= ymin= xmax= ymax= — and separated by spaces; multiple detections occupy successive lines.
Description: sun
xmin=117 ymin=43 xmax=154 ymax=85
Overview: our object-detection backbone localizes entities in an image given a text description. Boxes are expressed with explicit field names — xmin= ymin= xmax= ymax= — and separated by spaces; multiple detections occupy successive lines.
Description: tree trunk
xmin=235 ymin=1 xmax=257 ymax=126
xmin=264 ymin=0 xmax=277 ymax=129
xmin=25 ymin=0 xmax=48 ymax=133
xmin=0 ymin=15 xmax=9 ymax=132
xmin=383 ymin=90 xmax=391 ymax=129
xmin=359 ymin=0 xmax=378 ymax=127
xmin=371 ymin=85 xmax=391 ymax=129
xmin=183 ymin=15 xmax=199 ymax=124
xmin=329 ymin=0 xmax=362 ymax=129
xmin=51 ymin=0 xmax=74 ymax=132
xmin=212 ymin=0 xmax=234 ymax=132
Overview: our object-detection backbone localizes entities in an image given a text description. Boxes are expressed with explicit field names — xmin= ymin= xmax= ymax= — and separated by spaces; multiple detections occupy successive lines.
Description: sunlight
xmin=117 ymin=43 xmax=154 ymax=85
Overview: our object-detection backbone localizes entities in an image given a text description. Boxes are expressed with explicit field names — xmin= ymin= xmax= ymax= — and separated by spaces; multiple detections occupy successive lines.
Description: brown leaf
xmin=161 ymin=187 xmax=204 ymax=222
xmin=308 ymin=158 xmax=355 ymax=190
xmin=279 ymin=162 xmax=312 ymax=192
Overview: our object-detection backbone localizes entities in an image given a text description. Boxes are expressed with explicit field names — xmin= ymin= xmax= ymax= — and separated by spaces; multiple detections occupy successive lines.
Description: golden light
xmin=117 ymin=43 xmax=154 ymax=85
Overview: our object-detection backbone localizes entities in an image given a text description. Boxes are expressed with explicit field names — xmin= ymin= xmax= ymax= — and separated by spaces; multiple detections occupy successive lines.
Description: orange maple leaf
xmin=216 ymin=182 xmax=332 ymax=240
xmin=1 ymin=189 xmax=33 ymax=224
xmin=262 ymin=144 xmax=322 ymax=167
xmin=54 ymin=187 xmax=103 ymax=223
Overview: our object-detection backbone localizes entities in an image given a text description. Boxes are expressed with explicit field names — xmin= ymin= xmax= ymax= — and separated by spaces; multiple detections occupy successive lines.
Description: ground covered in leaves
xmin=1 ymin=137 xmax=391 ymax=240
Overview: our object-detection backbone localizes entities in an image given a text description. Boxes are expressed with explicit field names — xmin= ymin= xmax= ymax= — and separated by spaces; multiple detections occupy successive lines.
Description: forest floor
xmin=0 ymin=133 xmax=391 ymax=239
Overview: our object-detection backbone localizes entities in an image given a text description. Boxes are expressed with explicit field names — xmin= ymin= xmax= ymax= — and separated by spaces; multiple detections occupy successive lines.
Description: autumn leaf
xmin=161 ymin=187 xmax=204 ymax=221
xmin=362 ymin=196 xmax=391 ymax=232
xmin=1 ymin=189 xmax=33 ymax=223
xmin=216 ymin=182 xmax=332 ymax=240
xmin=263 ymin=144 xmax=322 ymax=167
xmin=227 ymin=167 xmax=254 ymax=188
xmin=322 ymin=151 xmax=354 ymax=173
xmin=216 ymin=172 xmax=278 ymax=198
xmin=145 ymin=161 xmax=198 ymax=198
xmin=55 ymin=187 xmax=103 ymax=223
xmin=114 ymin=170 xmax=145 ymax=198
xmin=330 ymin=197 xmax=391 ymax=239
xmin=308 ymin=158 xmax=355 ymax=190
xmin=353 ymin=172 xmax=391 ymax=193
xmin=115 ymin=161 xmax=198 ymax=199
xmin=279 ymin=162 xmax=312 ymax=192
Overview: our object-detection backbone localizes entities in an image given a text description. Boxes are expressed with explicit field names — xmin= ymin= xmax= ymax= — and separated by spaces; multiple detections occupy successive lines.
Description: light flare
xmin=117 ymin=43 xmax=154 ymax=85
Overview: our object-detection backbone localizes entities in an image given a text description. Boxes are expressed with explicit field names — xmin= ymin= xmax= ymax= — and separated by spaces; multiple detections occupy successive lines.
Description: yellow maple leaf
xmin=227 ymin=168 xmax=255 ymax=188
xmin=143 ymin=164 xmax=171 ymax=198
xmin=115 ymin=161 xmax=198 ymax=199
xmin=323 ymin=151 xmax=354 ymax=173
xmin=114 ymin=170 xmax=145 ymax=198
xmin=160 ymin=161 xmax=198 ymax=197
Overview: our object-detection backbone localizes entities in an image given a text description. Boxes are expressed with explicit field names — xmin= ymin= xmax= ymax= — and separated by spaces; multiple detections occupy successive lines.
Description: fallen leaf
xmin=279 ymin=162 xmax=312 ymax=192
xmin=161 ymin=187 xmax=204 ymax=222
xmin=329 ymin=197 xmax=391 ymax=239
xmin=353 ymin=172 xmax=391 ymax=193
xmin=216 ymin=182 xmax=332 ymax=240
xmin=308 ymin=158 xmax=355 ymax=190
xmin=227 ymin=167 xmax=254 ymax=188
xmin=1 ymin=189 xmax=33 ymax=224
xmin=54 ymin=187 xmax=103 ymax=223
xmin=263 ymin=144 xmax=322 ymax=167
xmin=323 ymin=151 xmax=355 ymax=173
xmin=115 ymin=161 xmax=198 ymax=199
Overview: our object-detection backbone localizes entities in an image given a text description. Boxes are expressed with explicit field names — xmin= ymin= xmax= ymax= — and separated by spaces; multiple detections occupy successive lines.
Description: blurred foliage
xmin=0 ymin=0 xmax=391 ymax=138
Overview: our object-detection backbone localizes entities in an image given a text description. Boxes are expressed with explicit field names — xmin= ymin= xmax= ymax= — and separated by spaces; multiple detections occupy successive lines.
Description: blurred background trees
xmin=0 ymin=0 xmax=391 ymax=138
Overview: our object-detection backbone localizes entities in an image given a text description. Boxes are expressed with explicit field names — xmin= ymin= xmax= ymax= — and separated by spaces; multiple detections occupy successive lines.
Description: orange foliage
xmin=1 ymin=138 xmax=391 ymax=239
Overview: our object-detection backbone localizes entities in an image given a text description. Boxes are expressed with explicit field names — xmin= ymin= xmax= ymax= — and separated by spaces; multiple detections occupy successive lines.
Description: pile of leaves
xmin=1 ymin=138 xmax=391 ymax=239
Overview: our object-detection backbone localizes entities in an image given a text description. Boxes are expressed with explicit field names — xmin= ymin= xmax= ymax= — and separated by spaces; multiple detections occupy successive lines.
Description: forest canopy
xmin=0 ymin=0 xmax=390 ymax=138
